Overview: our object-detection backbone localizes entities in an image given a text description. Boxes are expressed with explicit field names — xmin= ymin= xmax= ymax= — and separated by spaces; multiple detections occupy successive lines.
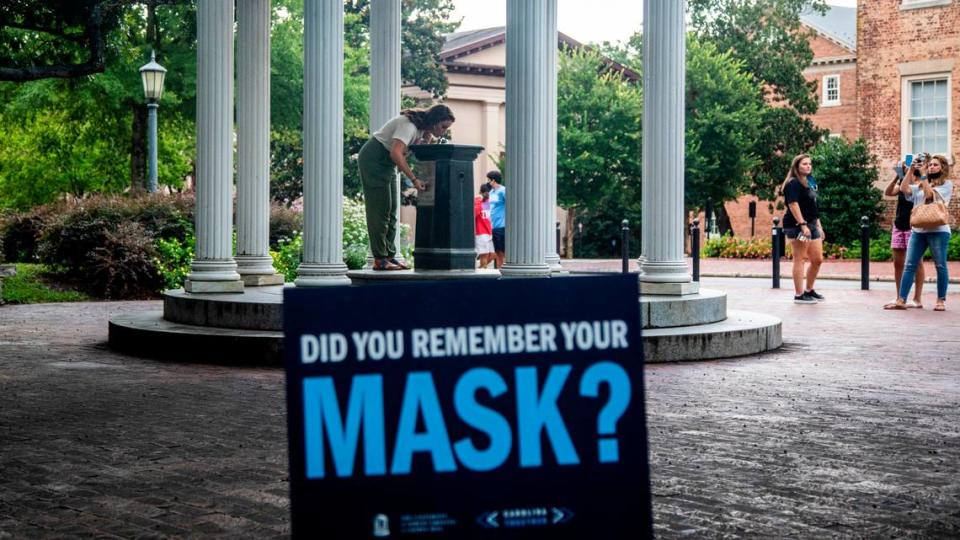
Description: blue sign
xmin=284 ymin=275 xmax=651 ymax=538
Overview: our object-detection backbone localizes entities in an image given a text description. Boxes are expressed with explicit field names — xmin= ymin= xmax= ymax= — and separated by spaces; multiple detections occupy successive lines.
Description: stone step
xmin=109 ymin=308 xmax=781 ymax=365
xmin=163 ymin=285 xmax=728 ymax=331
xmin=643 ymin=310 xmax=782 ymax=363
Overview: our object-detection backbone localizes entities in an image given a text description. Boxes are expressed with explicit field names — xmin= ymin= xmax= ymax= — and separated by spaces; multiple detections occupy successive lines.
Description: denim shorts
xmin=784 ymin=219 xmax=822 ymax=240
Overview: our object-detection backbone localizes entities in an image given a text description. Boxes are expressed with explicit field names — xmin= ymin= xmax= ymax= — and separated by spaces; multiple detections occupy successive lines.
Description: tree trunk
xmin=716 ymin=202 xmax=733 ymax=236
xmin=565 ymin=208 xmax=575 ymax=259
xmin=130 ymin=102 xmax=147 ymax=193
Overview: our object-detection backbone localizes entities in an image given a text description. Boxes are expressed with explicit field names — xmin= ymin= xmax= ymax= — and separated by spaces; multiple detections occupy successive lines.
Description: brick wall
xmin=805 ymin=34 xmax=859 ymax=138
xmin=858 ymin=0 xmax=960 ymax=225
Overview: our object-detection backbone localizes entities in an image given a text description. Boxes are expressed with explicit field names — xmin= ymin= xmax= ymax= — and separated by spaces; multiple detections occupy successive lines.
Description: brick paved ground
xmin=564 ymin=257 xmax=960 ymax=283
xmin=0 ymin=278 xmax=958 ymax=538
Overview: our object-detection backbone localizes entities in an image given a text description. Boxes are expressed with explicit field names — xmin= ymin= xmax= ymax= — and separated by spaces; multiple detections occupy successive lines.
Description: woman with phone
xmin=883 ymin=155 xmax=925 ymax=307
xmin=885 ymin=154 xmax=953 ymax=311
xmin=780 ymin=154 xmax=825 ymax=304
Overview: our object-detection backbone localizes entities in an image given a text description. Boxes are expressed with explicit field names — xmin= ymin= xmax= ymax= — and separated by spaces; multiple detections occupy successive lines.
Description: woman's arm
xmin=901 ymin=166 xmax=916 ymax=195
xmin=389 ymin=139 xmax=425 ymax=190
xmin=884 ymin=175 xmax=900 ymax=197
xmin=918 ymin=163 xmax=934 ymax=201
xmin=787 ymin=202 xmax=811 ymax=236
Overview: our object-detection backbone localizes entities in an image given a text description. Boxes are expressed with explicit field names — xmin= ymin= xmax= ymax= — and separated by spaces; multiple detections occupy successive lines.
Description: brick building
xmin=858 ymin=0 xmax=960 ymax=225
xmin=725 ymin=1 xmax=959 ymax=238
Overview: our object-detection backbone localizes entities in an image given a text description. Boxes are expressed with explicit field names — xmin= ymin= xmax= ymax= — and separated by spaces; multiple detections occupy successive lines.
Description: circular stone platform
xmin=111 ymin=283 xmax=780 ymax=364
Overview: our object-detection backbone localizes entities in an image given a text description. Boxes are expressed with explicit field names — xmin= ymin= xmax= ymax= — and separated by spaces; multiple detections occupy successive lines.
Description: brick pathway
xmin=0 ymin=279 xmax=957 ymax=538
xmin=564 ymin=257 xmax=960 ymax=283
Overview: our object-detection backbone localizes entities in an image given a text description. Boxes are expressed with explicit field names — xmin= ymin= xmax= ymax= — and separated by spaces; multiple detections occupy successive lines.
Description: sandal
xmin=934 ymin=301 xmax=946 ymax=312
xmin=883 ymin=301 xmax=907 ymax=310
xmin=388 ymin=258 xmax=410 ymax=270
xmin=906 ymin=300 xmax=923 ymax=309
xmin=373 ymin=258 xmax=403 ymax=271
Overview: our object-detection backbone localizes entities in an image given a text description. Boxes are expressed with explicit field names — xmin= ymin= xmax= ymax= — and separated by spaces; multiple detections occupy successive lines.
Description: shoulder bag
xmin=909 ymin=189 xmax=951 ymax=229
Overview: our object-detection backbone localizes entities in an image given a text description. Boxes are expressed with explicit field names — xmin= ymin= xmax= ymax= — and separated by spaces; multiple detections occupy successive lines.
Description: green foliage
xmin=684 ymin=38 xmax=763 ymax=207
xmin=0 ymin=203 xmax=64 ymax=261
xmin=271 ymin=232 xmax=302 ymax=282
xmin=556 ymin=48 xmax=642 ymax=255
xmin=344 ymin=0 xmax=458 ymax=97
xmin=154 ymin=233 xmax=194 ymax=290
xmin=343 ymin=196 xmax=370 ymax=250
xmin=686 ymin=0 xmax=830 ymax=206
xmin=25 ymin=194 xmax=190 ymax=298
xmin=1 ymin=263 xmax=89 ymax=304
xmin=688 ymin=0 xmax=827 ymax=115
xmin=950 ymin=231 xmax=960 ymax=261
xmin=270 ymin=196 xmax=383 ymax=280
xmin=808 ymin=138 xmax=884 ymax=247
xmin=845 ymin=231 xmax=893 ymax=262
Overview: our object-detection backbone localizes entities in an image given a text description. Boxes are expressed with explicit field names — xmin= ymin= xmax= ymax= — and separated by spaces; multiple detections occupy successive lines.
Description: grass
xmin=1 ymin=263 xmax=89 ymax=304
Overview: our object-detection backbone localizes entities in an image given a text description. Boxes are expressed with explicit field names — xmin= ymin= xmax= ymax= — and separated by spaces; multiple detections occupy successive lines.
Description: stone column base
xmin=184 ymin=279 xmax=245 ymax=293
xmin=241 ymin=273 xmax=286 ymax=287
xmin=295 ymin=263 xmax=351 ymax=287
xmin=639 ymin=280 xmax=700 ymax=296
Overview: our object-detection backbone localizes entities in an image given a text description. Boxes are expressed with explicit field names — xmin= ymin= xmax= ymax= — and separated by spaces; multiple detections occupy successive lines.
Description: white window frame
xmin=900 ymin=0 xmax=952 ymax=11
xmin=900 ymin=72 xmax=952 ymax=158
xmin=822 ymin=75 xmax=841 ymax=107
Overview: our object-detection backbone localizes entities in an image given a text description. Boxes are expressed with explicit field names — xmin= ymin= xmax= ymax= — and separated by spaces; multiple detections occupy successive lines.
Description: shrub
xmin=269 ymin=201 xmax=303 ymax=248
xmin=700 ymin=234 xmax=771 ymax=259
xmin=155 ymin=234 xmax=195 ymax=290
xmin=36 ymin=194 xmax=191 ymax=298
xmin=949 ymin=230 xmax=960 ymax=261
xmin=809 ymin=138 xmax=884 ymax=246
xmin=0 ymin=203 xmax=65 ymax=262
xmin=845 ymin=231 xmax=894 ymax=262
xmin=271 ymin=232 xmax=302 ymax=282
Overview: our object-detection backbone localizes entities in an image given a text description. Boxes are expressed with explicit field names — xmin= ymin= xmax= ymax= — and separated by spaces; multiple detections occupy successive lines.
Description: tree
xmin=0 ymin=0 xmax=118 ymax=81
xmin=684 ymin=38 xmax=762 ymax=211
xmin=556 ymin=48 xmax=643 ymax=258
xmin=808 ymin=137 xmax=883 ymax=247
xmin=599 ymin=34 xmax=763 ymax=228
xmin=687 ymin=0 xmax=826 ymax=114
xmin=687 ymin=0 xmax=829 ymax=214
xmin=344 ymin=0 xmax=458 ymax=97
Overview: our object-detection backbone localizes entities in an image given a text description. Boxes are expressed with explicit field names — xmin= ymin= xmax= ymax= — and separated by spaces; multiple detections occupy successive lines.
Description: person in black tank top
xmin=781 ymin=154 xmax=825 ymax=304
xmin=883 ymin=162 xmax=924 ymax=307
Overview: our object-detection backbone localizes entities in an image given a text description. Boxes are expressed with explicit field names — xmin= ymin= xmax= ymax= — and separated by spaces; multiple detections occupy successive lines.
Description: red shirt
xmin=474 ymin=196 xmax=492 ymax=236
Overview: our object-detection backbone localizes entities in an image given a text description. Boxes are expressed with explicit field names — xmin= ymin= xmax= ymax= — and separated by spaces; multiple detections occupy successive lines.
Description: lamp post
xmin=139 ymin=51 xmax=167 ymax=193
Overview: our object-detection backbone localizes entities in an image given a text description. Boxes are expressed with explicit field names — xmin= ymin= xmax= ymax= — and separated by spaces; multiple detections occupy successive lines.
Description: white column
xmin=296 ymin=0 xmax=350 ymax=286
xmin=543 ymin=0 xmax=562 ymax=272
xmin=370 ymin=0 xmax=404 ymax=265
xmin=236 ymin=0 xmax=283 ymax=286
xmin=638 ymin=0 xmax=697 ymax=295
xmin=186 ymin=0 xmax=242 ymax=293
xmin=500 ymin=0 xmax=554 ymax=278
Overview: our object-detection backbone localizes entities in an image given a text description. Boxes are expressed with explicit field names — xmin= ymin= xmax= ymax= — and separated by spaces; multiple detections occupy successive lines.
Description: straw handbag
xmin=910 ymin=190 xmax=951 ymax=229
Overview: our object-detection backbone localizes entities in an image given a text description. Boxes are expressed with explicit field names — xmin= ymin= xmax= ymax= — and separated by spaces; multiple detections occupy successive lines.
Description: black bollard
xmin=621 ymin=219 xmax=630 ymax=274
xmin=861 ymin=216 xmax=870 ymax=290
xmin=772 ymin=217 xmax=781 ymax=289
xmin=556 ymin=221 xmax=561 ymax=258
xmin=690 ymin=218 xmax=701 ymax=282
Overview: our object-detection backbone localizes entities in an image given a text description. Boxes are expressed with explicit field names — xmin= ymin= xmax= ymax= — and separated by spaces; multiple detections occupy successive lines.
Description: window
xmin=822 ymin=75 xmax=840 ymax=106
xmin=900 ymin=0 xmax=952 ymax=10
xmin=906 ymin=77 xmax=949 ymax=155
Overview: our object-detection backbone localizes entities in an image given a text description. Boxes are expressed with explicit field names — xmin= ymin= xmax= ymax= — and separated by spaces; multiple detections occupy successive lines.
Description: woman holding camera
xmin=781 ymin=154 xmax=825 ymax=304
xmin=358 ymin=104 xmax=455 ymax=270
xmin=884 ymin=160 xmax=925 ymax=307
xmin=885 ymin=154 xmax=953 ymax=311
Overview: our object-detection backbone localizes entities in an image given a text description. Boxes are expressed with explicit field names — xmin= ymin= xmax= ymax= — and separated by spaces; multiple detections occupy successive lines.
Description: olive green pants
xmin=358 ymin=138 xmax=398 ymax=259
